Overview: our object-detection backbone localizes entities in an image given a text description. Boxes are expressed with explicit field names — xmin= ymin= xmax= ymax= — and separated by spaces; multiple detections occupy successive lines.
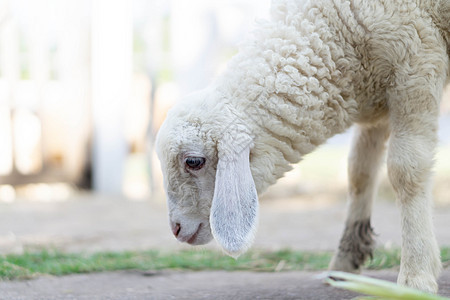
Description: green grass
xmin=0 ymin=247 xmax=449 ymax=280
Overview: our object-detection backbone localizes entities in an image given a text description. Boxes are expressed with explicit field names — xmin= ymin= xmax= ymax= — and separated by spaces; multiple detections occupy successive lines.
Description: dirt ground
xmin=2 ymin=194 xmax=450 ymax=254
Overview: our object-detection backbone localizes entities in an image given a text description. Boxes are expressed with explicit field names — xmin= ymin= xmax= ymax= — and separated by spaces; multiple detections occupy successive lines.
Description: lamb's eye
xmin=185 ymin=157 xmax=205 ymax=171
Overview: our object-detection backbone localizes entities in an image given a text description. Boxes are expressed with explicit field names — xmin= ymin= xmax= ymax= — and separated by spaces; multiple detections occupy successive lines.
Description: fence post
xmin=91 ymin=0 xmax=132 ymax=194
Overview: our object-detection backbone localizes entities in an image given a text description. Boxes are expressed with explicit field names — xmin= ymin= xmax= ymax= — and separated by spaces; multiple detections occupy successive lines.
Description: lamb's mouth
xmin=187 ymin=223 xmax=203 ymax=244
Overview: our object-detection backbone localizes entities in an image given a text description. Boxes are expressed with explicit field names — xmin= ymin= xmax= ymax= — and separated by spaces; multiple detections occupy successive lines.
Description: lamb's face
xmin=155 ymin=95 xmax=219 ymax=246
xmin=156 ymin=89 xmax=259 ymax=257
xmin=158 ymin=140 xmax=218 ymax=246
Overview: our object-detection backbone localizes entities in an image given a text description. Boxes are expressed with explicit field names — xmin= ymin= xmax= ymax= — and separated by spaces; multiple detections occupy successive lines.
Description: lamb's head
xmin=155 ymin=88 xmax=259 ymax=257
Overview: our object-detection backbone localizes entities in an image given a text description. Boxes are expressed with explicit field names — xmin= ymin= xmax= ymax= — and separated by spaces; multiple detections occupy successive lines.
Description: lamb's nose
xmin=172 ymin=223 xmax=181 ymax=237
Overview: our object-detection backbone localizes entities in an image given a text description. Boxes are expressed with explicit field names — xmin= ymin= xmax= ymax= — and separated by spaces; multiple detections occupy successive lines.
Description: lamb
xmin=155 ymin=0 xmax=450 ymax=293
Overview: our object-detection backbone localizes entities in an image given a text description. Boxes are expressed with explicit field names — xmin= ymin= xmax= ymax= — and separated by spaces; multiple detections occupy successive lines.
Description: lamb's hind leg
xmin=329 ymin=123 xmax=389 ymax=273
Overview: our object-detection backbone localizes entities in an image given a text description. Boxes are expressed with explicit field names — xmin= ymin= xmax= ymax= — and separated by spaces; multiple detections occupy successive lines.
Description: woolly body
xmin=156 ymin=0 xmax=450 ymax=293
xmin=194 ymin=0 xmax=448 ymax=193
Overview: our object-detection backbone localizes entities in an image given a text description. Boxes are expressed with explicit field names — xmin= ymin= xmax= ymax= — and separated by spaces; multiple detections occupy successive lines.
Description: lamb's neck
xmin=211 ymin=0 xmax=364 ymax=193
xmin=215 ymin=6 xmax=359 ymax=161
xmin=217 ymin=57 xmax=356 ymax=163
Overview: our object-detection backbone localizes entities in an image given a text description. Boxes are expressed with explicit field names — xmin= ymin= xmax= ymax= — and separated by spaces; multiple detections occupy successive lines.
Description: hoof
xmin=329 ymin=252 xmax=362 ymax=274
xmin=397 ymin=272 xmax=438 ymax=294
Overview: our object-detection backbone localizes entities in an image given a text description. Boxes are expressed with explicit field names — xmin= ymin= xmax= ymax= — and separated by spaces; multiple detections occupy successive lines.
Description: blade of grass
xmin=327 ymin=271 xmax=449 ymax=300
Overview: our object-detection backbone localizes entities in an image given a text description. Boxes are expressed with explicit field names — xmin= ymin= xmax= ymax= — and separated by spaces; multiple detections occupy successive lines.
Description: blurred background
xmin=0 ymin=0 xmax=272 ymax=201
xmin=0 ymin=0 xmax=449 ymax=254
xmin=0 ymin=0 xmax=450 ymax=253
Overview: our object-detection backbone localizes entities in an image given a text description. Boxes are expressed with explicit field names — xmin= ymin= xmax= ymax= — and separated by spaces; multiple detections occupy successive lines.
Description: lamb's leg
xmin=329 ymin=123 xmax=389 ymax=273
xmin=387 ymin=89 xmax=441 ymax=293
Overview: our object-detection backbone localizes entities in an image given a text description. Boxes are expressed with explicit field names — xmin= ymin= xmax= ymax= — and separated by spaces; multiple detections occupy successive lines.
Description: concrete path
xmin=2 ymin=270 xmax=450 ymax=300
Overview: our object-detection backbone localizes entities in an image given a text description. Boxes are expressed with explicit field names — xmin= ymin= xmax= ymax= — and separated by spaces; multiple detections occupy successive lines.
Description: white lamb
xmin=156 ymin=0 xmax=450 ymax=293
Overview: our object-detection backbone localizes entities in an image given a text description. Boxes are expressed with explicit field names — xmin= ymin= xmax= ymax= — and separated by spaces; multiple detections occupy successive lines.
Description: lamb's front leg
xmin=386 ymin=89 xmax=442 ymax=293
xmin=329 ymin=123 xmax=389 ymax=273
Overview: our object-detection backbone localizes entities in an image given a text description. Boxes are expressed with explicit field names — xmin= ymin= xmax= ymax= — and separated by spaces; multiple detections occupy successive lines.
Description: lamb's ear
xmin=210 ymin=146 xmax=259 ymax=258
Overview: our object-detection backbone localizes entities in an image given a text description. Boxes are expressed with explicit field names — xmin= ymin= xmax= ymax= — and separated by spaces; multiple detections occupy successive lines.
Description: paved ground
xmin=2 ymin=269 xmax=450 ymax=299
xmin=1 ymin=194 xmax=450 ymax=299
